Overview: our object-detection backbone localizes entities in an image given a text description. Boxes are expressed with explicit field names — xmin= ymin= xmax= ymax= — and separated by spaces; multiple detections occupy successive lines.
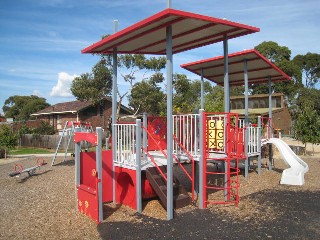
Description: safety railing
xmin=173 ymin=114 xmax=200 ymax=158
xmin=114 ymin=122 xmax=143 ymax=168
xmin=247 ymin=124 xmax=261 ymax=156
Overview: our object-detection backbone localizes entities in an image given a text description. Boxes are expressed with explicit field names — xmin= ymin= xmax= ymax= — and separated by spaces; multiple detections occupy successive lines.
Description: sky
xmin=0 ymin=0 xmax=319 ymax=115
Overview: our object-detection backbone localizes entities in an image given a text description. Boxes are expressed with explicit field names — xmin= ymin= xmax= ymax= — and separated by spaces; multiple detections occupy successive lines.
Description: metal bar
xmin=96 ymin=127 xmax=103 ymax=223
xmin=244 ymin=59 xmax=249 ymax=178
xmin=201 ymin=68 xmax=204 ymax=110
xmin=258 ymin=116 xmax=262 ymax=175
xmin=223 ymin=36 xmax=229 ymax=113
xmin=199 ymin=109 xmax=204 ymax=209
xmin=135 ymin=119 xmax=142 ymax=213
xmin=166 ymin=25 xmax=173 ymax=220
xmin=167 ymin=0 xmax=171 ymax=8
xmin=143 ymin=113 xmax=147 ymax=162
xmin=112 ymin=20 xmax=118 ymax=203
xmin=268 ymin=76 xmax=273 ymax=170
xmin=74 ymin=127 xmax=81 ymax=211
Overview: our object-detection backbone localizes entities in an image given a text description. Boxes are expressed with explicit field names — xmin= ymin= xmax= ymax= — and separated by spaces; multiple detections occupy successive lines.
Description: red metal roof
xmin=82 ymin=8 xmax=259 ymax=55
xmin=180 ymin=49 xmax=291 ymax=85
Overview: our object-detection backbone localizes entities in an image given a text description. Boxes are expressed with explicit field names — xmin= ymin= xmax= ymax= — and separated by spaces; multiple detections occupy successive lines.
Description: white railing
xmin=114 ymin=123 xmax=138 ymax=168
xmin=247 ymin=125 xmax=261 ymax=156
xmin=173 ymin=114 xmax=200 ymax=158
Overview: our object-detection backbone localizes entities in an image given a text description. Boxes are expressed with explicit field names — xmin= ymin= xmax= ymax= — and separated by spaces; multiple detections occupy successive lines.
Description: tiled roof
xmin=31 ymin=100 xmax=92 ymax=115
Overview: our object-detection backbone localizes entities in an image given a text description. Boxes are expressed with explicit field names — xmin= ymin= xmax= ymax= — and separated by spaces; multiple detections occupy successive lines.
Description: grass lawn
xmin=9 ymin=147 xmax=53 ymax=155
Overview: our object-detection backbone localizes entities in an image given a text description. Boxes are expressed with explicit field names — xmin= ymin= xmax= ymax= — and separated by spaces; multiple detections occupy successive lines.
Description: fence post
xmin=258 ymin=116 xmax=262 ymax=175
xmin=199 ymin=109 xmax=204 ymax=209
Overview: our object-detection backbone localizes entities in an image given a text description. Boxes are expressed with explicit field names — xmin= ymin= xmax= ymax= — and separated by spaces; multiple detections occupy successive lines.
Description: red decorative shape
xmin=74 ymin=132 xmax=97 ymax=145
xmin=147 ymin=116 xmax=167 ymax=151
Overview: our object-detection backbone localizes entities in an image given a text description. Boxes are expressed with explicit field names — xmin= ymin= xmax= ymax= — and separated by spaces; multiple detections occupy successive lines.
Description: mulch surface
xmin=0 ymin=141 xmax=319 ymax=239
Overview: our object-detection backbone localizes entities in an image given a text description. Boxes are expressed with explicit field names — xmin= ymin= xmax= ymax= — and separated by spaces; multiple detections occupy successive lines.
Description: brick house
xmin=230 ymin=93 xmax=292 ymax=135
xmin=31 ymin=98 xmax=132 ymax=133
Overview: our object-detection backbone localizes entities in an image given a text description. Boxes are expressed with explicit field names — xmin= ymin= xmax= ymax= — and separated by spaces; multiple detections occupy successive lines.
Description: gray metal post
xmin=143 ymin=112 xmax=148 ymax=162
xmin=244 ymin=59 xmax=249 ymax=178
xmin=268 ymin=76 xmax=273 ymax=170
xmin=166 ymin=25 xmax=174 ymax=220
xmin=223 ymin=36 xmax=229 ymax=201
xmin=112 ymin=20 xmax=118 ymax=203
xmin=257 ymin=116 xmax=262 ymax=175
xmin=199 ymin=109 xmax=205 ymax=209
xmin=223 ymin=36 xmax=230 ymax=113
xmin=96 ymin=127 xmax=103 ymax=222
xmin=167 ymin=0 xmax=172 ymax=8
xmin=136 ymin=119 xmax=142 ymax=213
xmin=74 ymin=127 xmax=81 ymax=210
xmin=201 ymin=68 xmax=204 ymax=110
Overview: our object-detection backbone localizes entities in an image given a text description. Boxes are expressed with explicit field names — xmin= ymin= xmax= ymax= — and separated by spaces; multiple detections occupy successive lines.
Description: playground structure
xmin=77 ymin=1 xmax=308 ymax=223
xmin=9 ymin=159 xmax=47 ymax=177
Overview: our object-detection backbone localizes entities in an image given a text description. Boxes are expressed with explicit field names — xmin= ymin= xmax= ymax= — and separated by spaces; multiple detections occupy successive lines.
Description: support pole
xmin=135 ymin=119 xmax=142 ymax=213
xmin=74 ymin=127 xmax=81 ymax=210
xmin=244 ymin=59 xmax=249 ymax=178
xmin=96 ymin=127 xmax=103 ymax=222
xmin=143 ymin=112 xmax=148 ymax=162
xmin=201 ymin=68 xmax=204 ymax=110
xmin=112 ymin=20 xmax=118 ymax=203
xmin=223 ymin=36 xmax=229 ymax=201
xmin=166 ymin=25 xmax=174 ymax=220
xmin=223 ymin=36 xmax=230 ymax=113
xmin=166 ymin=0 xmax=171 ymax=8
xmin=199 ymin=109 xmax=205 ymax=209
xmin=257 ymin=116 xmax=262 ymax=175
xmin=268 ymin=76 xmax=273 ymax=171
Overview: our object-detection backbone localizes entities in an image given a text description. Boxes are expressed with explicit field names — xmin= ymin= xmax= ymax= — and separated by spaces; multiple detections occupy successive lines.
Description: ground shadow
xmin=97 ymin=189 xmax=320 ymax=239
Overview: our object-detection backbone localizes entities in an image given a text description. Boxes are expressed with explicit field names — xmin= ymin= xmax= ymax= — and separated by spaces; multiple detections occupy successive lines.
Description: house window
xmin=57 ymin=115 xmax=62 ymax=130
xmin=83 ymin=106 xmax=97 ymax=117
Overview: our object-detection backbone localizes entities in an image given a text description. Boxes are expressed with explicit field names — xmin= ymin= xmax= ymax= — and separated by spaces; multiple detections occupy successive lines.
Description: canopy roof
xmin=181 ymin=49 xmax=291 ymax=85
xmin=82 ymin=8 xmax=259 ymax=55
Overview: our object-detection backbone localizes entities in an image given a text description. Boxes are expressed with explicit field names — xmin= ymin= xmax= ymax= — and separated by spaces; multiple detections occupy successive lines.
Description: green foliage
xmin=252 ymin=41 xmax=302 ymax=102
xmin=3 ymin=95 xmax=50 ymax=121
xmin=204 ymin=85 xmax=224 ymax=112
xmin=293 ymin=88 xmax=320 ymax=145
xmin=293 ymin=53 xmax=320 ymax=88
xmin=0 ymin=125 xmax=17 ymax=150
xmin=128 ymin=80 xmax=166 ymax=115
xmin=34 ymin=121 xmax=56 ymax=135
xmin=71 ymin=58 xmax=112 ymax=104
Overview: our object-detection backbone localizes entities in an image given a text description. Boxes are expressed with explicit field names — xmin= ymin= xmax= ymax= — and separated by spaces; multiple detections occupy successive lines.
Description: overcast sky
xmin=0 ymin=0 xmax=319 ymax=114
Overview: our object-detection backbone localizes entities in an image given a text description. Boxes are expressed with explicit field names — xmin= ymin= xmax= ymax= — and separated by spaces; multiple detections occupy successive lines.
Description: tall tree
xmin=71 ymin=57 xmax=112 ymax=104
xmin=3 ymin=95 xmax=50 ymax=121
xmin=293 ymin=53 xmax=320 ymax=88
xmin=253 ymin=41 xmax=302 ymax=101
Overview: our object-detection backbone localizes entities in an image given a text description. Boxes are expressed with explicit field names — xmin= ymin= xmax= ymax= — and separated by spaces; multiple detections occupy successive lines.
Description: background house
xmin=230 ymin=93 xmax=292 ymax=135
xmin=31 ymin=98 xmax=132 ymax=133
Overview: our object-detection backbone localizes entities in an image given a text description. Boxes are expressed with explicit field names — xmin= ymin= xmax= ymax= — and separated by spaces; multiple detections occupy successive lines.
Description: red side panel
xmin=77 ymin=184 xmax=99 ymax=223
xmin=102 ymin=150 xmax=113 ymax=202
xmin=80 ymin=152 xmax=96 ymax=188
xmin=115 ymin=167 xmax=136 ymax=210
xmin=147 ymin=116 xmax=167 ymax=151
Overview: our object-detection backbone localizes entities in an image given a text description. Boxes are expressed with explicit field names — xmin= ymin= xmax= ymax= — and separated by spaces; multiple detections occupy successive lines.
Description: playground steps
xmin=146 ymin=165 xmax=191 ymax=209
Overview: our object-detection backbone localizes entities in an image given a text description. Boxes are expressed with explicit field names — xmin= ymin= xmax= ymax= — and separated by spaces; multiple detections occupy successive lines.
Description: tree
xmin=293 ymin=88 xmax=320 ymax=154
xmin=0 ymin=125 xmax=17 ymax=158
xmin=3 ymin=95 xmax=50 ymax=121
xmin=253 ymin=41 xmax=303 ymax=102
xmin=293 ymin=53 xmax=320 ymax=88
xmin=128 ymin=80 xmax=166 ymax=115
xmin=204 ymin=85 xmax=224 ymax=112
xmin=71 ymin=58 xmax=113 ymax=105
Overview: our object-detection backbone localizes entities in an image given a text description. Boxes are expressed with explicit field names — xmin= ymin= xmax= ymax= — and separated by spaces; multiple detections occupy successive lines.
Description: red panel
xmin=77 ymin=184 xmax=99 ymax=223
xmin=102 ymin=150 xmax=113 ymax=202
xmin=80 ymin=152 xmax=96 ymax=189
xmin=147 ymin=116 xmax=167 ymax=151
xmin=115 ymin=167 xmax=156 ymax=210
xmin=115 ymin=167 xmax=136 ymax=210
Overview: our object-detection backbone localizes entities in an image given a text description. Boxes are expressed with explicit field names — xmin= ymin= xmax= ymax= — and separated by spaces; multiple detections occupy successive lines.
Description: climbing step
xmin=146 ymin=166 xmax=191 ymax=209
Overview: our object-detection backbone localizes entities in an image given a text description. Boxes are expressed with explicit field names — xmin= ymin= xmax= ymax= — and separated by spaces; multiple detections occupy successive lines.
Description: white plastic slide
xmin=263 ymin=138 xmax=309 ymax=186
